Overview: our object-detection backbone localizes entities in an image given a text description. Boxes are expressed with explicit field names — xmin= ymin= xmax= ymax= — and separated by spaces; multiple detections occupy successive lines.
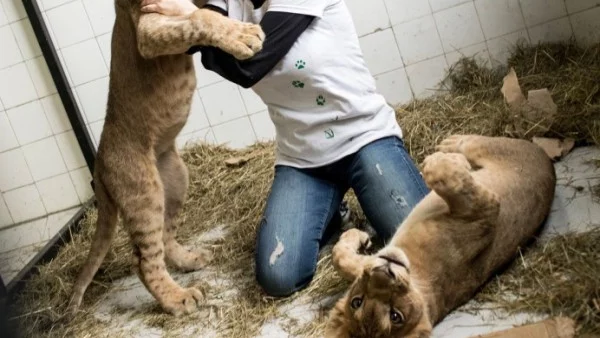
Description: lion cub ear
xmin=324 ymin=298 xmax=351 ymax=338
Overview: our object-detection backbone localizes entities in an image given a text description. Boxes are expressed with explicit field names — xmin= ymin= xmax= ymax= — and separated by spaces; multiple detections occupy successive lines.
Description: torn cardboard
xmin=224 ymin=152 xmax=260 ymax=167
xmin=224 ymin=156 xmax=251 ymax=167
xmin=470 ymin=316 xmax=576 ymax=338
xmin=532 ymin=137 xmax=575 ymax=160
xmin=501 ymin=68 xmax=558 ymax=138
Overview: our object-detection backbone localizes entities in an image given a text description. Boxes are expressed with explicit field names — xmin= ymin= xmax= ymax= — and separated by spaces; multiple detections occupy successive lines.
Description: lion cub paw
xmin=220 ymin=22 xmax=265 ymax=60
xmin=161 ymin=287 xmax=204 ymax=317
xmin=436 ymin=134 xmax=475 ymax=154
xmin=422 ymin=152 xmax=472 ymax=193
xmin=339 ymin=228 xmax=372 ymax=251
xmin=171 ymin=248 xmax=213 ymax=272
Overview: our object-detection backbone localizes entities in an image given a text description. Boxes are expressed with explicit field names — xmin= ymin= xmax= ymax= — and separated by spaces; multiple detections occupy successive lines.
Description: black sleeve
xmin=186 ymin=10 xmax=315 ymax=88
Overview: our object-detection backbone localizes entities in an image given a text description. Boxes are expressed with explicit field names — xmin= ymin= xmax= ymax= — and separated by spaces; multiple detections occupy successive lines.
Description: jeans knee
xmin=256 ymin=263 xmax=313 ymax=297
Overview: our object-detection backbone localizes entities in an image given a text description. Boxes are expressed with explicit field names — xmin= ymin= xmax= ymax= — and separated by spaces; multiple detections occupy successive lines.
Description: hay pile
xmin=398 ymin=41 xmax=600 ymax=163
xmin=11 ymin=42 xmax=600 ymax=337
xmin=473 ymin=229 xmax=600 ymax=335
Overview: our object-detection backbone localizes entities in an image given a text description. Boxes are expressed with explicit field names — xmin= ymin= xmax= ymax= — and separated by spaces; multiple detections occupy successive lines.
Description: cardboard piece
xmin=532 ymin=137 xmax=575 ymax=160
xmin=501 ymin=68 xmax=527 ymax=108
xmin=501 ymin=68 xmax=558 ymax=138
xmin=470 ymin=316 xmax=576 ymax=338
xmin=224 ymin=156 xmax=251 ymax=167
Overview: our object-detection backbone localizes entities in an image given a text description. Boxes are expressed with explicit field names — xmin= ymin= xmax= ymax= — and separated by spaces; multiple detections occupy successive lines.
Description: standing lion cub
xmin=326 ymin=135 xmax=556 ymax=337
xmin=67 ymin=0 xmax=264 ymax=316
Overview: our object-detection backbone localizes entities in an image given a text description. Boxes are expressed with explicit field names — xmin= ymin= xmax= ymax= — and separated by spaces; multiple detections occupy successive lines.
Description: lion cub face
xmin=327 ymin=247 xmax=432 ymax=338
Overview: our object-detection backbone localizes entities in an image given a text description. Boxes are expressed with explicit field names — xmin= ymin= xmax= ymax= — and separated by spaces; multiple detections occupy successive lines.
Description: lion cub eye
xmin=350 ymin=296 xmax=363 ymax=309
xmin=390 ymin=309 xmax=405 ymax=324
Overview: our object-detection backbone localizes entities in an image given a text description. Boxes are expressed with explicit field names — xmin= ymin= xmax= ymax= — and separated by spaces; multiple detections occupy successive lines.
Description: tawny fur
xmin=326 ymin=135 xmax=556 ymax=337
xmin=68 ymin=0 xmax=264 ymax=316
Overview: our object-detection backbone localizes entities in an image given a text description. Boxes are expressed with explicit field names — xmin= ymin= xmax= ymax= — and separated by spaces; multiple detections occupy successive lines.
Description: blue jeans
xmin=255 ymin=136 xmax=429 ymax=297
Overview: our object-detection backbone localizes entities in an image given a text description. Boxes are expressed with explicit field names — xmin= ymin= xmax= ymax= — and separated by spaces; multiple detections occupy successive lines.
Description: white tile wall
xmin=0 ymin=0 xmax=92 ymax=231
xmin=1 ymin=0 xmax=599 ymax=232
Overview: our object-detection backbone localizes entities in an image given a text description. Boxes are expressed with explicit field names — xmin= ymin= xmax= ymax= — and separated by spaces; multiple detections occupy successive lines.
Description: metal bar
xmin=21 ymin=0 xmax=97 ymax=174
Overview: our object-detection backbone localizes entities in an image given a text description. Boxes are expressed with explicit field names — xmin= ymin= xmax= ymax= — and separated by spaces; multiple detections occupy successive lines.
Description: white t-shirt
xmin=208 ymin=0 xmax=403 ymax=168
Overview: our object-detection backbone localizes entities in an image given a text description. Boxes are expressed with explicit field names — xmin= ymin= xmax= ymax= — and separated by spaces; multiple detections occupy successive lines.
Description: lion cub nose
xmin=369 ymin=263 xmax=395 ymax=289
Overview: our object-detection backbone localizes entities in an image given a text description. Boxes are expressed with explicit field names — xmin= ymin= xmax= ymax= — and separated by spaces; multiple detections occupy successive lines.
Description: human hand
xmin=140 ymin=0 xmax=198 ymax=16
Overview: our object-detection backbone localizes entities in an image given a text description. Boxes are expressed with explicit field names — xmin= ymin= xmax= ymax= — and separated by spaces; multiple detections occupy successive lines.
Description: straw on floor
xmin=11 ymin=41 xmax=600 ymax=337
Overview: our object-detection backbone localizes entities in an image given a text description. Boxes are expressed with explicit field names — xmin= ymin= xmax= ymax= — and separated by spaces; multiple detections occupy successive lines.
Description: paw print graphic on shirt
xmin=316 ymin=95 xmax=326 ymax=106
xmin=292 ymin=80 xmax=305 ymax=88
xmin=324 ymin=128 xmax=335 ymax=139
xmin=295 ymin=60 xmax=306 ymax=69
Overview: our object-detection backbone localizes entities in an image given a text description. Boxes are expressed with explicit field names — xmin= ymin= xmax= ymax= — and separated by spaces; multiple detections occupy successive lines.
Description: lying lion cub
xmin=326 ymin=135 xmax=556 ymax=337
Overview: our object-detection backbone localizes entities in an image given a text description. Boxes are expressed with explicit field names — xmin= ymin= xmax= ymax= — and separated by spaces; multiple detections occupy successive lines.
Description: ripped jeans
xmin=255 ymin=136 xmax=429 ymax=297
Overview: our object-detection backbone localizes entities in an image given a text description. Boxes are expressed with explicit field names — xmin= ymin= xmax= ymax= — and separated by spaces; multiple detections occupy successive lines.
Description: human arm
xmin=191 ymin=10 xmax=315 ymax=88
xmin=134 ymin=0 xmax=263 ymax=59
xmin=140 ymin=0 xmax=326 ymax=88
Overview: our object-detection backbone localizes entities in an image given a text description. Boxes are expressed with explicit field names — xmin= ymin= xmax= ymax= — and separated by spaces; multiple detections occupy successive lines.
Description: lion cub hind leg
xmin=68 ymin=179 xmax=118 ymax=315
xmin=158 ymin=147 xmax=212 ymax=272
xmin=116 ymin=161 xmax=202 ymax=316
xmin=422 ymin=152 xmax=499 ymax=220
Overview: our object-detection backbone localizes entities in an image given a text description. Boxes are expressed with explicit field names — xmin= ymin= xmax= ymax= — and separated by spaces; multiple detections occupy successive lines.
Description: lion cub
xmin=67 ymin=1 xmax=264 ymax=316
xmin=326 ymin=135 xmax=556 ymax=337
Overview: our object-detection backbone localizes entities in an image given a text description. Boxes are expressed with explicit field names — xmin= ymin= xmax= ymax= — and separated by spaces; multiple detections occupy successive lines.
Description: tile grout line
xmin=44 ymin=0 xmax=96 ymax=50
xmin=382 ymin=0 xmax=414 ymax=101
xmin=34 ymin=177 xmax=81 ymax=216
xmin=38 ymin=0 xmax=79 ymax=13
xmin=4 ymin=111 xmax=60 ymax=148
xmin=0 ymin=0 xmax=7 ymax=28
xmin=471 ymin=0 xmax=495 ymax=65
xmin=1 ymin=169 xmax=87 ymax=226
xmin=2 ymin=22 xmax=25 ymax=69
xmin=0 ymin=157 xmax=85 ymax=193
xmin=236 ymin=87 xmax=259 ymax=142
xmin=2 ymin=107 xmax=37 ymax=200
xmin=67 ymin=166 xmax=93 ymax=204
xmin=431 ymin=0 xmax=472 ymax=14
xmin=0 ymin=205 xmax=83 ymax=236
xmin=194 ymin=77 xmax=214 ymax=129
xmin=0 ymin=110 xmax=76 ymax=155
xmin=516 ymin=0 xmax=532 ymax=45
xmin=564 ymin=0 xmax=578 ymax=44
xmin=0 ymin=190 xmax=15 ymax=226
xmin=51 ymin=130 xmax=87 ymax=205
xmin=79 ymin=0 xmax=112 ymax=71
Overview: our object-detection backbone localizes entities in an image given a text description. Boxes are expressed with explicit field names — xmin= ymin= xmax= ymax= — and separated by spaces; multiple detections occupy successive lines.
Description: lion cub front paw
xmin=161 ymin=287 xmax=204 ymax=317
xmin=220 ymin=22 xmax=265 ymax=60
xmin=339 ymin=228 xmax=372 ymax=251
xmin=422 ymin=152 xmax=472 ymax=193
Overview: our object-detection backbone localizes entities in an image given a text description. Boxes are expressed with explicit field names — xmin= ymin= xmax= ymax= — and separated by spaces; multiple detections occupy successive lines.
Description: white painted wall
xmin=0 ymin=0 xmax=599 ymax=233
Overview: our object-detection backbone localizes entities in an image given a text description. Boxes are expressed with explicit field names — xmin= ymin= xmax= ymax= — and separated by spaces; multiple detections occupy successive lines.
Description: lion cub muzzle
xmin=365 ymin=250 xmax=411 ymax=293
